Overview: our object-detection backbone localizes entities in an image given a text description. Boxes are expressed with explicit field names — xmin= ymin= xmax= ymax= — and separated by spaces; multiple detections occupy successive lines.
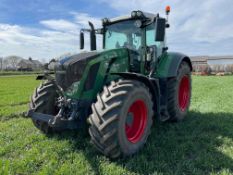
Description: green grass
xmin=0 ymin=75 xmax=232 ymax=175
xmin=0 ymin=75 xmax=40 ymax=118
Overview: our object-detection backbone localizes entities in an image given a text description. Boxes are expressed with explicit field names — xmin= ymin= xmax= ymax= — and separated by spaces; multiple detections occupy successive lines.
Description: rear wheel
xmin=88 ymin=79 xmax=154 ymax=158
xmin=29 ymin=81 xmax=59 ymax=133
xmin=167 ymin=61 xmax=191 ymax=121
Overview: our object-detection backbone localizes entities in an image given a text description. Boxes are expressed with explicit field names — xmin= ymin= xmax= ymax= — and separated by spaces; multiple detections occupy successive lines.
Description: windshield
xmin=104 ymin=20 xmax=142 ymax=50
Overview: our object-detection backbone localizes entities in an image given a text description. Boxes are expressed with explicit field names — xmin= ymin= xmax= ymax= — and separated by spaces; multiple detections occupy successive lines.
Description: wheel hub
xmin=178 ymin=75 xmax=190 ymax=112
xmin=125 ymin=100 xmax=148 ymax=143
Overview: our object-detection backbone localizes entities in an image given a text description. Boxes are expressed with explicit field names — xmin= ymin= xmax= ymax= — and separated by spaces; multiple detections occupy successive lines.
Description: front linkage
xmin=27 ymin=73 xmax=90 ymax=132
xmin=28 ymin=98 xmax=80 ymax=130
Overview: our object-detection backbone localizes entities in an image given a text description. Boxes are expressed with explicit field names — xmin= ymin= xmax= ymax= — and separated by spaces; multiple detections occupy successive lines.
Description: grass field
xmin=0 ymin=75 xmax=233 ymax=175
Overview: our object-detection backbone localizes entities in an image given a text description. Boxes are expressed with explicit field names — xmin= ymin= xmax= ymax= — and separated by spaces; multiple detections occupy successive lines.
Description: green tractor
xmin=28 ymin=7 xmax=192 ymax=158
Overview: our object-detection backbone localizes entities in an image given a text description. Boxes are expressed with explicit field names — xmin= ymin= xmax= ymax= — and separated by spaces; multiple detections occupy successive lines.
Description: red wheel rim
xmin=125 ymin=100 xmax=148 ymax=143
xmin=178 ymin=75 xmax=190 ymax=112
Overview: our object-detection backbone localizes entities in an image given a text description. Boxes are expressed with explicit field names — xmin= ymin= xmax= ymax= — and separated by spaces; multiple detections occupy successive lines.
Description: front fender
xmin=156 ymin=52 xmax=192 ymax=78
xmin=112 ymin=72 xmax=160 ymax=119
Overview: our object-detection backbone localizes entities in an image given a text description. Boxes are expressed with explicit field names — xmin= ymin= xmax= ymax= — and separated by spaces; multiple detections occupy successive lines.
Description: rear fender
xmin=156 ymin=52 xmax=192 ymax=78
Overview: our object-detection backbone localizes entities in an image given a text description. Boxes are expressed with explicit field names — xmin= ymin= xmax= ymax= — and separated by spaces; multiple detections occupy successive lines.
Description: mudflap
xmin=27 ymin=109 xmax=80 ymax=130
xmin=159 ymin=78 xmax=170 ymax=122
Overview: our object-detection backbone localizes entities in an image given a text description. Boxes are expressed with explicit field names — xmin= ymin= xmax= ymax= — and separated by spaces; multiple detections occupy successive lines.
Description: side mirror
xmin=80 ymin=32 xmax=84 ymax=50
xmin=155 ymin=18 xmax=166 ymax=42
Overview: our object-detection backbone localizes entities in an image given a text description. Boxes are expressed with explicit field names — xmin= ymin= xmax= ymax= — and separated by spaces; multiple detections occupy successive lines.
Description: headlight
xmin=131 ymin=11 xmax=137 ymax=18
xmin=131 ymin=10 xmax=144 ymax=18
xmin=136 ymin=11 xmax=143 ymax=17
xmin=102 ymin=18 xmax=109 ymax=24
xmin=134 ymin=20 xmax=142 ymax=28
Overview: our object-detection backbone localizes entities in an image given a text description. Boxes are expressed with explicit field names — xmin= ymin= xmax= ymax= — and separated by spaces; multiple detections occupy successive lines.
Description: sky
xmin=0 ymin=0 xmax=233 ymax=61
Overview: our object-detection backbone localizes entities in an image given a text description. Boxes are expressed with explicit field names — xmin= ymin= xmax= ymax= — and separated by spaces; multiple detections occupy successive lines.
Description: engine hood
xmin=59 ymin=51 xmax=100 ymax=67
xmin=55 ymin=51 xmax=101 ymax=91
xmin=58 ymin=48 xmax=130 ymax=67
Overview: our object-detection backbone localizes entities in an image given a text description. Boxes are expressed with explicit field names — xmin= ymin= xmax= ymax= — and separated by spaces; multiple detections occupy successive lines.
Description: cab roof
xmin=103 ymin=11 xmax=157 ymax=25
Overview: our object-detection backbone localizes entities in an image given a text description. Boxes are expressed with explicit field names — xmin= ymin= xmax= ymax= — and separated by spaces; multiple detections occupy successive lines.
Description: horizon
xmin=0 ymin=0 xmax=233 ymax=61
xmin=2 ymin=54 xmax=233 ymax=63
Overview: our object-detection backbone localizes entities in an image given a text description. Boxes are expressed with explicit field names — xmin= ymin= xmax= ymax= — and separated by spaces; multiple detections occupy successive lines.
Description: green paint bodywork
xmin=155 ymin=52 xmax=191 ymax=78
xmin=65 ymin=48 xmax=129 ymax=100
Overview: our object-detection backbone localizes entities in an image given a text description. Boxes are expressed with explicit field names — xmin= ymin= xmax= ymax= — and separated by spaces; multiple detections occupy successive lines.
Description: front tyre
xmin=29 ymin=81 xmax=59 ymax=133
xmin=88 ymin=79 xmax=154 ymax=158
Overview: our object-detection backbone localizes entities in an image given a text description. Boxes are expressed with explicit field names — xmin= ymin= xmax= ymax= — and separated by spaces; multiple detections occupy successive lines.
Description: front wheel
xmin=88 ymin=79 xmax=154 ymax=158
xmin=29 ymin=81 xmax=59 ymax=133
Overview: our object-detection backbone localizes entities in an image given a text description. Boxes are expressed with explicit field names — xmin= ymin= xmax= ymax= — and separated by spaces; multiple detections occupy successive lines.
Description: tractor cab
xmin=80 ymin=10 xmax=169 ymax=74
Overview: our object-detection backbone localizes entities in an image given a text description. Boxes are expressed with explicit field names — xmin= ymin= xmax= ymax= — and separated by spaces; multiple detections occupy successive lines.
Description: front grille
xmin=84 ymin=63 xmax=100 ymax=91
xmin=56 ymin=59 xmax=87 ymax=90
xmin=55 ymin=52 xmax=99 ymax=91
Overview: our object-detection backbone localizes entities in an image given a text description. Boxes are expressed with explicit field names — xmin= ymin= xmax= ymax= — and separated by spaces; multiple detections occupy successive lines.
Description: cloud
xmin=0 ymin=23 xmax=77 ymax=59
xmin=40 ymin=12 xmax=102 ymax=33
xmin=0 ymin=12 xmax=102 ymax=61
xmin=100 ymin=0 xmax=233 ymax=56
xmin=71 ymin=12 xmax=102 ymax=28
xmin=40 ymin=19 xmax=79 ymax=32
xmin=1 ymin=0 xmax=233 ymax=59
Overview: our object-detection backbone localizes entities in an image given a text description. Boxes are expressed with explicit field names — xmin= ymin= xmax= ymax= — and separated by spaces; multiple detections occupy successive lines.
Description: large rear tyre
xmin=88 ymin=79 xmax=154 ymax=158
xmin=29 ymin=81 xmax=59 ymax=133
xmin=167 ymin=61 xmax=192 ymax=121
